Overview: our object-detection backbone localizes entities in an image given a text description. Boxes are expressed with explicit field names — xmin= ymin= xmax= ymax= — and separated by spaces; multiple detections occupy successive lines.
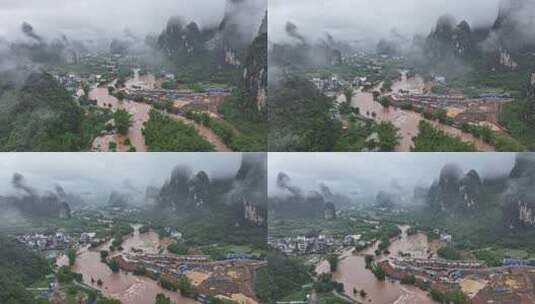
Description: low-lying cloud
xmin=0 ymin=0 xmax=228 ymax=40
xmin=270 ymin=0 xmax=501 ymax=48
xmin=268 ymin=153 xmax=516 ymax=199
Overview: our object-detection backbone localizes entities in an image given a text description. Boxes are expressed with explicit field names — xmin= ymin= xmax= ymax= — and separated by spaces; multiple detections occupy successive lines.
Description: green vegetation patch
xmin=0 ymin=235 xmax=52 ymax=304
xmin=143 ymin=110 xmax=214 ymax=151
xmin=255 ymin=251 xmax=312 ymax=303
xmin=217 ymin=91 xmax=267 ymax=151
xmin=412 ymin=121 xmax=476 ymax=151
xmin=0 ymin=72 xmax=111 ymax=151
xmin=500 ymin=100 xmax=535 ymax=151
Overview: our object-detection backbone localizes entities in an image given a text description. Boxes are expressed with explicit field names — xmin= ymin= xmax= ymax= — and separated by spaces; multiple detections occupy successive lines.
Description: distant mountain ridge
xmin=155 ymin=0 xmax=265 ymax=67
xmin=426 ymin=164 xmax=483 ymax=213
xmin=425 ymin=154 xmax=535 ymax=229
xmin=155 ymin=154 xmax=267 ymax=226
xmin=424 ymin=0 xmax=535 ymax=70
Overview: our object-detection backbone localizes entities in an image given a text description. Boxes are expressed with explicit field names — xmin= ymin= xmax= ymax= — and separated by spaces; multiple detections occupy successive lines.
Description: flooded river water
xmin=345 ymin=73 xmax=494 ymax=152
xmin=316 ymin=225 xmax=437 ymax=304
xmin=90 ymin=70 xmax=151 ymax=152
xmin=57 ymin=225 xmax=196 ymax=304
xmin=89 ymin=69 xmax=230 ymax=152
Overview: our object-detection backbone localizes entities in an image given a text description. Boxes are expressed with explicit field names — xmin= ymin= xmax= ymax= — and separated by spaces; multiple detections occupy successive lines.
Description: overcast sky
xmin=0 ymin=0 xmax=230 ymax=40
xmin=0 ymin=153 xmax=243 ymax=199
xmin=269 ymin=0 xmax=502 ymax=46
xmin=268 ymin=153 xmax=516 ymax=198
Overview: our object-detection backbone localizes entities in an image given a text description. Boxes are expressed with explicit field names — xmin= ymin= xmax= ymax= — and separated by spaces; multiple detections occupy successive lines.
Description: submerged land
xmin=0 ymin=1 xmax=267 ymax=152
xmin=267 ymin=153 xmax=535 ymax=304
xmin=269 ymin=0 xmax=535 ymax=152
xmin=0 ymin=154 xmax=268 ymax=304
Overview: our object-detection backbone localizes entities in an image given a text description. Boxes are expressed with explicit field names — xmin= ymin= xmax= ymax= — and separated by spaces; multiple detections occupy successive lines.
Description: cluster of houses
xmin=343 ymin=51 xmax=401 ymax=68
xmin=51 ymin=53 xmax=124 ymax=95
xmin=343 ymin=234 xmax=365 ymax=247
xmin=312 ymin=75 xmax=344 ymax=91
xmin=352 ymin=76 xmax=372 ymax=88
xmin=53 ymin=74 xmax=84 ymax=93
xmin=269 ymin=235 xmax=336 ymax=255
xmin=392 ymin=256 xmax=485 ymax=271
xmin=383 ymin=256 xmax=485 ymax=288
xmin=79 ymin=232 xmax=97 ymax=244
xmin=117 ymin=252 xmax=258 ymax=280
xmin=311 ymin=74 xmax=374 ymax=93
xmin=16 ymin=232 xmax=73 ymax=251
xmin=431 ymin=228 xmax=453 ymax=243
xmin=502 ymin=258 xmax=535 ymax=267
xmin=16 ymin=230 xmax=99 ymax=253
xmin=269 ymin=233 xmax=370 ymax=256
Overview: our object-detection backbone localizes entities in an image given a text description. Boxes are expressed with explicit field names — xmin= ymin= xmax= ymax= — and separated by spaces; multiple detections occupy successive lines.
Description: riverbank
xmin=345 ymin=76 xmax=496 ymax=151
xmin=315 ymin=225 xmax=437 ymax=304
xmin=89 ymin=69 xmax=231 ymax=152
xmin=57 ymin=225 xmax=197 ymax=304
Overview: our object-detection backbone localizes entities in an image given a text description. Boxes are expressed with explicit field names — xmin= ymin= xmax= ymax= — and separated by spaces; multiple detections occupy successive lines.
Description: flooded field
xmin=89 ymin=69 xmax=231 ymax=152
xmin=346 ymin=74 xmax=494 ymax=151
xmin=89 ymin=72 xmax=151 ymax=152
xmin=57 ymin=225 xmax=196 ymax=304
xmin=317 ymin=226 xmax=437 ymax=304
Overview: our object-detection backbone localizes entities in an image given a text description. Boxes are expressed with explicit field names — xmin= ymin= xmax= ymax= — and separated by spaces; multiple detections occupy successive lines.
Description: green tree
xmin=378 ymin=96 xmax=391 ymax=107
xmin=255 ymin=251 xmax=312 ymax=303
xmin=113 ymin=109 xmax=132 ymax=135
xmin=96 ymin=297 xmax=121 ymax=304
xmin=143 ymin=110 xmax=214 ymax=152
xmin=155 ymin=293 xmax=171 ymax=304
xmin=376 ymin=122 xmax=400 ymax=151
xmin=268 ymin=76 xmax=342 ymax=151
xmin=100 ymin=250 xmax=109 ymax=262
xmin=189 ymin=83 xmax=203 ymax=92
xmin=400 ymin=274 xmax=416 ymax=285
xmin=437 ymin=246 xmax=461 ymax=260
xmin=0 ymin=235 xmax=51 ymax=304
xmin=108 ymin=259 xmax=120 ymax=272
xmin=177 ymin=275 xmax=195 ymax=297
xmin=343 ymin=88 xmax=353 ymax=103
xmin=0 ymin=72 xmax=94 ymax=151
xmin=159 ymin=277 xmax=177 ymax=291
xmin=82 ymin=83 xmax=90 ymax=96
xmin=371 ymin=265 xmax=385 ymax=280
xmin=57 ymin=266 xmax=82 ymax=283
xmin=327 ymin=254 xmax=339 ymax=272
xmin=115 ymin=90 xmax=126 ymax=100
xmin=412 ymin=121 xmax=476 ymax=152
xmin=168 ymin=242 xmax=188 ymax=255
xmin=66 ymin=248 xmax=77 ymax=266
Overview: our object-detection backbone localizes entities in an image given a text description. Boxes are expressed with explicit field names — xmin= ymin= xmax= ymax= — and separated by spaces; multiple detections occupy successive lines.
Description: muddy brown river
xmin=344 ymin=72 xmax=494 ymax=152
xmin=89 ymin=69 xmax=230 ymax=152
xmin=316 ymin=225 xmax=437 ymax=304
xmin=90 ymin=71 xmax=151 ymax=152
xmin=57 ymin=225 xmax=197 ymax=304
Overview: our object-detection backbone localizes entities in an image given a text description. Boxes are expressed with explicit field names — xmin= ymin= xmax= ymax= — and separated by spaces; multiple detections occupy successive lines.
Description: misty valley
xmin=4 ymin=152 xmax=535 ymax=304
xmin=4 ymin=0 xmax=535 ymax=304
xmin=269 ymin=0 xmax=535 ymax=152
xmin=267 ymin=153 xmax=535 ymax=304
xmin=0 ymin=0 xmax=266 ymax=152
xmin=0 ymin=153 xmax=267 ymax=304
